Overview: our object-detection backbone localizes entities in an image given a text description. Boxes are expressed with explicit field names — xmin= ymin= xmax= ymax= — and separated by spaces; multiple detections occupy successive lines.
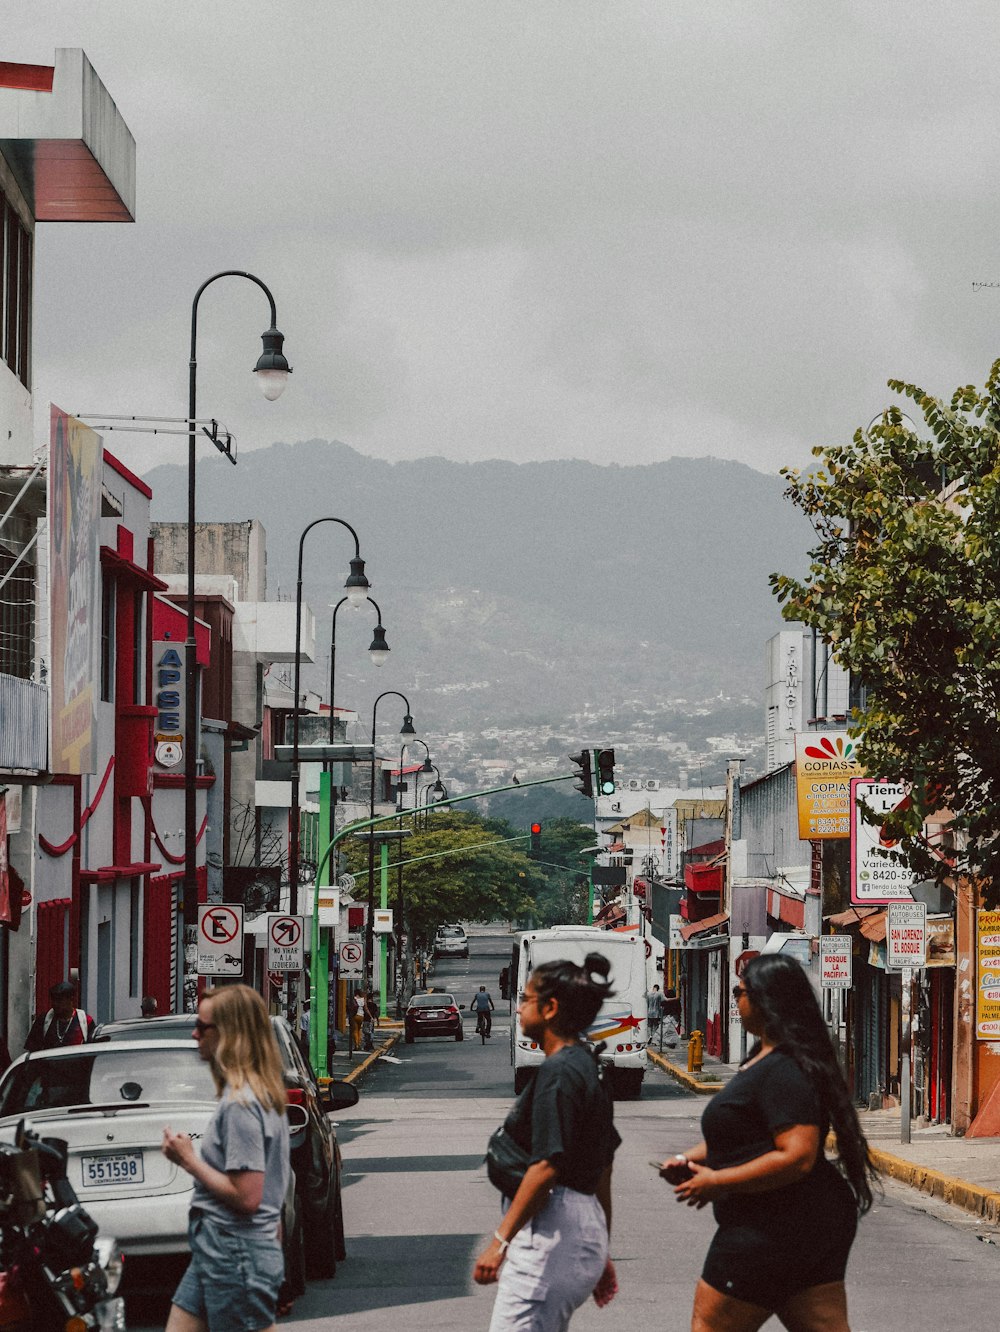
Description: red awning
xmin=680 ymin=911 xmax=729 ymax=941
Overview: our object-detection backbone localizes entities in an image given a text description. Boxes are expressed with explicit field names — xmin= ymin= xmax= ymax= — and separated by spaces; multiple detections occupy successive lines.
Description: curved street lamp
xmin=367 ymin=691 xmax=418 ymax=988
xmin=183 ymin=271 xmax=290 ymax=1011
xmin=289 ymin=518 xmax=371 ymax=922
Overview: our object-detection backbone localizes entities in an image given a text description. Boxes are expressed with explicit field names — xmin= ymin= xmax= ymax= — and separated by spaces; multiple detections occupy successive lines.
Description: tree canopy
xmin=337 ymin=809 xmax=595 ymax=942
xmin=770 ymin=366 xmax=1000 ymax=904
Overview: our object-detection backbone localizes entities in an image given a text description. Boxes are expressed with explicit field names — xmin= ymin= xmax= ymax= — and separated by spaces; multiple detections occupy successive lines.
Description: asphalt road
xmin=127 ymin=930 xmax=1000 ymax=1329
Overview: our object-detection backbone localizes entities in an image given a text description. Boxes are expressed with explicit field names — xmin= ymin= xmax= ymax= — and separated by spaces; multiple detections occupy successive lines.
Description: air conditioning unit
xmin=645 ymin=780 xmax=661 ymax=791
xmin=627 ymin=779 xmax=643 ymax=791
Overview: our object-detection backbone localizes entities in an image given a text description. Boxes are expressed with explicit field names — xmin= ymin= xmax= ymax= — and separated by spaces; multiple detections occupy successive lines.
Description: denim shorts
xmin=172 ymin=1213 xmax=284 ymax=1332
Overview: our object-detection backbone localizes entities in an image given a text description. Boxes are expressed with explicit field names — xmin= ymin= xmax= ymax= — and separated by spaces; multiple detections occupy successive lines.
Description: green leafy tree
xmin=770 ymin=367 xmax=1000 ymax=903
xmin=339 ymin=810 xmax=545 ymax=944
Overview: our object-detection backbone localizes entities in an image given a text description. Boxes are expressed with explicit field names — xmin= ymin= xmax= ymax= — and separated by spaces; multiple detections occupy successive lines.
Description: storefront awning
xmin=680 ymin=911 xmax=729 ymax=942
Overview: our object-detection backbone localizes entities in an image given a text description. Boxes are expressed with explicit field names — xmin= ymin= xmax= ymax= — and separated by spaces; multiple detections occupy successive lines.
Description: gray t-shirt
xmin=191 ymin=1087 xmax=290 ymax=1235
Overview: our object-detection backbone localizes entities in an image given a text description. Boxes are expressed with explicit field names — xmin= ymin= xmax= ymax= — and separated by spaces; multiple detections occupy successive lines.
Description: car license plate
xmin=81 ymin=1152 xmax=144 ymax=1187
xmin=424 ymin=1010 xmax=442 ymax=1018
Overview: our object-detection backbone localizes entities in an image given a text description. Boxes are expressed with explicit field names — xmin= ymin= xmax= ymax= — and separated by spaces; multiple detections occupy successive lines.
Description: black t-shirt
xmin=504 ymin=1044 xmax=620 ymax=1194
xmin=701 ymin=1048 xmax=845 ymax=1231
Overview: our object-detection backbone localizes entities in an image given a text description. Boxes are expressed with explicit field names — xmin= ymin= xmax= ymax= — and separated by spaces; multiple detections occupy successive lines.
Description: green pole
xmin=587 ymin=864 xmax=595 ymax=925
xmin=379 ymin=841 xmax=389 ymax=1019
xmin=311 ymin=770 xmax=332 ymax=1074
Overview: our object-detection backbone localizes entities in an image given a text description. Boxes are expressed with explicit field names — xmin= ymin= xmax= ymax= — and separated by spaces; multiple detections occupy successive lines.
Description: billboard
xmin=850 ymin=779 xmax=918 ymax=904
xmin=48 ymin=406 xmax=102 ymax=774
xmin=794 ymin=731 xmax=864 ymax=839
xmin=976 ymin=910 xmax=1000 ymax=1039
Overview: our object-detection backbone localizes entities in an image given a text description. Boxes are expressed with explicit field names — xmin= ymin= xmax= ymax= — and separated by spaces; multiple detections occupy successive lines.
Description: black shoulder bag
xmin=485 ymin=1074 xmax=534 ymax=1198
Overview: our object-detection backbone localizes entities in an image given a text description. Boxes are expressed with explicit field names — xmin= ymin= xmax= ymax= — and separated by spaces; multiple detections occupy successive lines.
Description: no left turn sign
xmin=268 ymin=914 xmax=305 ymax=972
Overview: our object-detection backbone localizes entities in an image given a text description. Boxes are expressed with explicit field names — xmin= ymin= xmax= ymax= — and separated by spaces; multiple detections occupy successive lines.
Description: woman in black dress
xmin=659 ymin=953 xmax=876 ymax=1331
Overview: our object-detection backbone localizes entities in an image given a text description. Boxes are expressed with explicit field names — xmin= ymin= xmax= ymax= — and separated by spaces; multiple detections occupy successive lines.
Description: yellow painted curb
xmin=647 ymin=1049 xmax=723 ymax=1095
xmin=867 ymin=1145 xmax=1000 ymax=1224
xmin=343 ymin=1032 xmax=400 ymax=1085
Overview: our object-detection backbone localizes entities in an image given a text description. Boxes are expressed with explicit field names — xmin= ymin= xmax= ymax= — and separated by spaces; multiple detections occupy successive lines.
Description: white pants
xmin=488 ymin=1186 xmax=609 ymax=1332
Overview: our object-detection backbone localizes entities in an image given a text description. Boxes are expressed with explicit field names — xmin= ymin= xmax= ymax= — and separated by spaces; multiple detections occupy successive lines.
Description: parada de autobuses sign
xmin=794 ymin=732 xmax=864 ymax=840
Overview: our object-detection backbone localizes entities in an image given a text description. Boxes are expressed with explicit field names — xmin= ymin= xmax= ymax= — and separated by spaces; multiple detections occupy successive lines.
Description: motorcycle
xmin=0 ymin=1120 xmax=125 ymax=1331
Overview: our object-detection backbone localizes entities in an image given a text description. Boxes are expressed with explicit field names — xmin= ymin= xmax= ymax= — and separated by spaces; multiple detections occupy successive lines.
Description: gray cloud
xmin=11 ymin=1 xmax=1000 ymax=478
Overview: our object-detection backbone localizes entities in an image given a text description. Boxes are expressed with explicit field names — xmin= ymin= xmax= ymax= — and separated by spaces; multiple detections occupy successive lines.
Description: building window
xmin=1 ymin=190 xmax=32 ymax=390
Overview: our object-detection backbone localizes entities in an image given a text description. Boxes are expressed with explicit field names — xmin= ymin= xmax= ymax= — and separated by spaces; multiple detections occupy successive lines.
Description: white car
xmin=0 ymin=1040 xmax=304 ymax=1269
xmin=434 ymin=925 xmax=469 ymax=958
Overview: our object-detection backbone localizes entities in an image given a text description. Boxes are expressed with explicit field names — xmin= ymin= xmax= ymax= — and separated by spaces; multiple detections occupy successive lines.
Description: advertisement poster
xmin=794 ymin=732 xmax=864 ymax=840
xmin=850 ymin=779 xmax=918 ymax=904
xmin=925 ymin=916 xmax=956 ymax=968
xmin=48 ymin=406 xmax=102 ymax=774
xmin=976 ymin=910 xmax=1000 ymax=1039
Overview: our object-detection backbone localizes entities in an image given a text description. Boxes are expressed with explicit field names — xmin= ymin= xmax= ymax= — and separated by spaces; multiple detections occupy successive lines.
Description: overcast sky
xmin=10 ymin=2 xmax=1000 ymax=478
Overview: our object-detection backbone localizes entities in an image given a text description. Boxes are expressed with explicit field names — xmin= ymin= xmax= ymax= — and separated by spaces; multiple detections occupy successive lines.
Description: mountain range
xmin=144 ymin=441 xmax=813 ymax=787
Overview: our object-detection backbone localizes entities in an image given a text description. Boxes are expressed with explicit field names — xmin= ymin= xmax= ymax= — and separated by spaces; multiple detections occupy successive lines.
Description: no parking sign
xmin=198 ymin=904 xmax=243 ymax=976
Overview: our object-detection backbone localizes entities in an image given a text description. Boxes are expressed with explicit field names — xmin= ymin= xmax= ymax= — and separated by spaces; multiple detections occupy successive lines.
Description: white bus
xmin=508 ymin=925 xmax=647 ymax=1098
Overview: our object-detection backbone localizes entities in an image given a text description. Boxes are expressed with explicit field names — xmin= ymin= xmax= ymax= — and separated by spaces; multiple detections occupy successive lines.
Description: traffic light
xmin=570 ymin=751 xmax=593 ymax=798
xmin=530 ymin=821 xmax=542 ymax=854
xmin=596 ymin=748 xmax=616 ymax=795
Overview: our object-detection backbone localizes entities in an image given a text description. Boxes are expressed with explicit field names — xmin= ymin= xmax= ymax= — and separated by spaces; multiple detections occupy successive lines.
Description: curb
xmin=867 ymin=1145 xmax=1000 ymax=1224
xmin=342 ymin=1032 xmax=400 ymax=1086
xmin=647 ymin=1049 xmax=724 ymax=1095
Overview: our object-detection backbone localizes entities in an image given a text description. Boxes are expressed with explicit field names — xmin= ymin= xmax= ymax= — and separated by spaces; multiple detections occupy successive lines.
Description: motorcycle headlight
xmin=94 ymin=1237 xmax=125 ymax=1296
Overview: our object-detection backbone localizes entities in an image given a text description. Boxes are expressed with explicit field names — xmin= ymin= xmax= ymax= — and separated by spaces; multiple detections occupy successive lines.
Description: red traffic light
xmin=530 ymin=822 xmax=542 ymax=835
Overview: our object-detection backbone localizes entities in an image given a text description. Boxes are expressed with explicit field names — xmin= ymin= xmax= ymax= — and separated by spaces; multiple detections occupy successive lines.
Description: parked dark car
xmin=94 ymin=1012 xmax=358 ymax=1282
xmin=404 ymin=993 xmax=464 ymax=1042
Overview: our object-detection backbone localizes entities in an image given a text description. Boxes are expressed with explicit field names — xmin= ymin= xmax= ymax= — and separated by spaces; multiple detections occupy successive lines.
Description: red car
xmin=405 ymin=993 xmax=464 ymax=1042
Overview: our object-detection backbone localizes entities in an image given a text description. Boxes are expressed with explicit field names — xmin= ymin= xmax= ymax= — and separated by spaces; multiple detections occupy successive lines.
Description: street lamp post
xmin=321 ymin=594 xmax=387 ymax=1054
xmin=391 ymin=741 xmax=432 ymax=1008
xmin=183 ymin=271 xmax=291 ymax=1011
xmin=288 ymin=522 xmax=370 ymax=1036
xmin=366 ymin=692 xmax=417 ymax=991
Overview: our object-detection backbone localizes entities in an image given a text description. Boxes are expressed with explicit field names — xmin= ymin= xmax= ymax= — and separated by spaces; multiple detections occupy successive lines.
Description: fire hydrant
xmin=687 ymin=1029 xmax=704 ymax=1075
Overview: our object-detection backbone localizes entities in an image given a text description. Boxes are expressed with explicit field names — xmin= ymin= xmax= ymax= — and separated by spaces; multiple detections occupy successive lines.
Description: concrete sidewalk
xmin=649 ymin=1040 xmax=1000 ymax=1225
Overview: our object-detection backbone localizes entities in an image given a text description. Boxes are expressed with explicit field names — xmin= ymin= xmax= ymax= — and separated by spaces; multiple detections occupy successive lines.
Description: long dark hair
xmin=531 ymin=952 xmax=614 ymax=1036
xmin=741 ymin=953 xmax=877 ymax=1214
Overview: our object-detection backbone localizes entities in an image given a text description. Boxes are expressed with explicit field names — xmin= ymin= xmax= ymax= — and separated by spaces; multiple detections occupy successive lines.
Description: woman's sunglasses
xmin=193 ymin=1019 xmax=217 ymax=1035
xmin=732 ymin=985 xmax=751 ymax=1001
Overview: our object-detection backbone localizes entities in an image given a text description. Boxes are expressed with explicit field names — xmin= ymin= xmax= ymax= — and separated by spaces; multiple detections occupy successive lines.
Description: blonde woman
xmin=163 ymin=985 xmax=290 ymax=1332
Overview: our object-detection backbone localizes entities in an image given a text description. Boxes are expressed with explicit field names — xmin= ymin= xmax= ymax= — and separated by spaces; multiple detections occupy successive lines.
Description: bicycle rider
xmin=470 ymin=985 xmax=495 ymax=1038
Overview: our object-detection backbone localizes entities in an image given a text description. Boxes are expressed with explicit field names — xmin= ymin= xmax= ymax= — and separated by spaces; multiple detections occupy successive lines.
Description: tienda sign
xmin=794 ymin=732 xmax=864 ymax=840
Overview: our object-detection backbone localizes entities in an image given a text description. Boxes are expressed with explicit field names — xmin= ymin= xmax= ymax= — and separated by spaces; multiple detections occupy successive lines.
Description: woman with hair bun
xmin=658 ymin=952 xmax=877 ymax=1332
xmin=162 ymin=984 xmax=290 ymax=1332
xmin=474 ymin=951 xmax=620 ymax=1330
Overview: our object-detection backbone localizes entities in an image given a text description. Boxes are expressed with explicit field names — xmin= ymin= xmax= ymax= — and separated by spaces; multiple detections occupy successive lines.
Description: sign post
xmin=197 ymin=904 xmax=243 ymax=977
xmin=887 ymin=901 xmax=926 ymax=1145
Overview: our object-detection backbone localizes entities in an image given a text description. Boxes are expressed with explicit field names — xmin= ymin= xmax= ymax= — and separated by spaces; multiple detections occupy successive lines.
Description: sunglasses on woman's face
xmin=732 ymin=985 xmax=751 ymax=1001
xmin=193 ymin=1019 xmax=217 ymax=1036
